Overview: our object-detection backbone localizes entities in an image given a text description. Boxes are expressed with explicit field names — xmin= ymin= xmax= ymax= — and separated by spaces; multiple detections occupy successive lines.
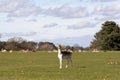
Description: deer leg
xmin=59 ymin=59 xmax=62 ymax=69
xmin=66 ymin=59 xmax=68 ymax=68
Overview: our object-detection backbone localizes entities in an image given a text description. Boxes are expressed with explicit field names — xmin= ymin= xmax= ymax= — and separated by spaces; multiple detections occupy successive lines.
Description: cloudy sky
xmin=0 ymin=0 xmax=120 ymax=47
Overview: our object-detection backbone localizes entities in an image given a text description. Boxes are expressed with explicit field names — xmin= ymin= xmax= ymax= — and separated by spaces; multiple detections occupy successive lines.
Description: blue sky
xmin=0 ymin=0 xmax=120 ymax=47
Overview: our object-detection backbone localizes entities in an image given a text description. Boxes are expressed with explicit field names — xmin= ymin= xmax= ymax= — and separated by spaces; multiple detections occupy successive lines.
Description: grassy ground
xmin=0 ymin=51 xmax=120 ymax=80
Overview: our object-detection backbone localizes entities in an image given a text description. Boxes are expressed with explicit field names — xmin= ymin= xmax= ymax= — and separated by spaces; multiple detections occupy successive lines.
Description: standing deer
xmin=57 ymin=44 xmax=72 ymax=69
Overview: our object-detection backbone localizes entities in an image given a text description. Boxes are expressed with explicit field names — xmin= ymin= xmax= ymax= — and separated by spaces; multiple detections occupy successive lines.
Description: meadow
xmin=0 ymin=51 xmax=120 ymax=80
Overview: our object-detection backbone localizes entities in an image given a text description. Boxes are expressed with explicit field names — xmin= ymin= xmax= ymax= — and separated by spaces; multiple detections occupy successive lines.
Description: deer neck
xmin=58 ymin=48 xmax=62 ymax=55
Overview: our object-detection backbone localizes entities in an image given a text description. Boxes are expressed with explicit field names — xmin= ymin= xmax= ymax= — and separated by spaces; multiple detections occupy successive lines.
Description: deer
xmin=57 ymin=44 xmax=72 ymax=69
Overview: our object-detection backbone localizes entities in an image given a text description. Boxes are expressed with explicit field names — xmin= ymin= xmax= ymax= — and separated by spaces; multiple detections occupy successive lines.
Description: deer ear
xmin=57 ymin=44 xmax=61 ymax=48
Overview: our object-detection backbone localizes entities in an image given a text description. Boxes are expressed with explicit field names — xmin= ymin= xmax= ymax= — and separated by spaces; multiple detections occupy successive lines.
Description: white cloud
xmin=25 ymin=19 xmax=38 ymax=22
xmin=94 ymin=4 xmax=120 ymax=16
xmin=1 ymin=32 xmax=37 ymax=37
xmin=91 ymin=0 xmax=118 ymax=2
xmin=43 ymin=5 xmax=89 ymax=18
xmin=0 ymin=0 xmax=28 ymax=12
xmin=0 ymin=0 xmax=89 ymax=18
xmin=43 ymin=23 xmax=58 ymax=28
xmin=0 ymin=0 xmax=42 ymax=17
xmin=5 ymin=18 xmax=15 ymax=22
xmin=8 ymin=6 xmax=41 ymax=17
xmin=67 ymin=21 xmax=96 ymax=30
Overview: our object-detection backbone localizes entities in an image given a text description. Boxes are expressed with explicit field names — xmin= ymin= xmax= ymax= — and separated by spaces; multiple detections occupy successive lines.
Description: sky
xmin=0 ymin=0 xmax=120 ymax=47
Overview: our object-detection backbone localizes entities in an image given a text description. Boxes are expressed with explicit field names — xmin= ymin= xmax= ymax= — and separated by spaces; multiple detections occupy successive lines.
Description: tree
xmin=0 ymin=41 xmax=6 ymax=50
xmin=5 ymin=41 xmax=18 ymax=50
xmin=5 ymin=37 xmax=26 ymax=50
xmin=90 ymin=39 xmax=101 ymax=50
xmin=38 ymin=42 xmax=56 ymax=51
xmin=91 ymin=21 xmax=120 ymax=51
xmin=7 ymin=37 xmax=26 ymax=43
xmin=73 ymin=44 xmax=84 ymax=52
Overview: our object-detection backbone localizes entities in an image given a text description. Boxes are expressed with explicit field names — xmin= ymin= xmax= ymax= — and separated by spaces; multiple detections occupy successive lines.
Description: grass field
xmin=0 ymin=51 xmax=120 ymax=80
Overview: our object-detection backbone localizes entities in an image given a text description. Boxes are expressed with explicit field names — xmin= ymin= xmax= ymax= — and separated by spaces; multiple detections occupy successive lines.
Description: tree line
xmin=0 ymin=37 xmax=84 ymax=52
xmin=0 ymin=21 xmax=120 ymax=51
xmin=0 ymin=38 xmax=55 ymax=51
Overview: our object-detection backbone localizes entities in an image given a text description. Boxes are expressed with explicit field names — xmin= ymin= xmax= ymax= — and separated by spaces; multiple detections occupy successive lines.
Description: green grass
xmin=0 ymin=51 xmax=120 ymax=80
